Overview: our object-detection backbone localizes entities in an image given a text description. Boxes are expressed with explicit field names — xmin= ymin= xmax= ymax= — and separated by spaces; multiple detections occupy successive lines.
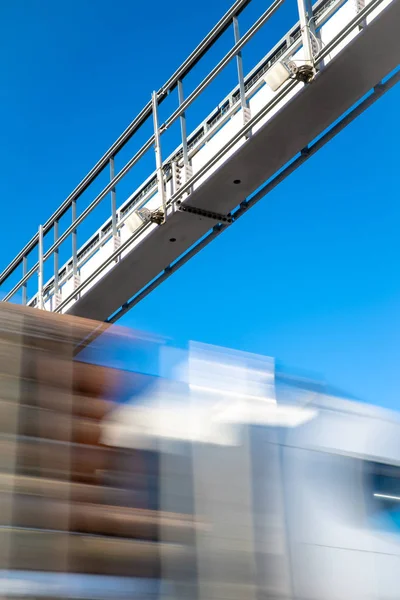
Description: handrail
xmin=159 ymin=0 xmax=251 ymax=96
xmin=0 ymin=0 xmax=251 ymax=285
xmin=0 ymin=0 xmax=344 ymax=291
xmin=27 ymin=0 xmax=347 ymax=297
xmin=163 ymin=0 xmax=286 ymax=129
xmin=0 ymin=0 xmax=385 ymax=309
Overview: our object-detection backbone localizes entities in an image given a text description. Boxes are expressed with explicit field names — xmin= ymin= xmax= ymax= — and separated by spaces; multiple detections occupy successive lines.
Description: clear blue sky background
xmin=1 ymin=0 xmax=399 ymax=408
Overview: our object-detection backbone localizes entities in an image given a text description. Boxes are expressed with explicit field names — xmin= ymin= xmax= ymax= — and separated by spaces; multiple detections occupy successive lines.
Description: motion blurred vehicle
xmin=1 ymin=303 xmax=399 ymax=600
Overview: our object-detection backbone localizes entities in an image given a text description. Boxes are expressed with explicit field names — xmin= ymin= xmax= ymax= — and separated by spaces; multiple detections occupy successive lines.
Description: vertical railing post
xmin=54 ymin=219 xmax=61 ymax=309
xmin=110 ymin=156 xmax=120 ymax=259
xmin=72 ymin=199 xmax=80 ymax=292
xmin=355 ymin=0 xmax=366 ymax=30
xmin=297 ymin=0 xmax=315 ymax=66
xmin=38 ymin=225 xmax=44 ymax=310
xmin=152 ymin=91 xmax=167 ymax=222
xmin=233 ymin=16 xmax=247 ymax=112
xmin=303 ymin=0 xmax=321 ymax=61
xmin=177 ymin=79 xmax=193 ymax=195
xmin=22 ymin=256 xmax=27 ymax=306
xmin=233 ymin=15 xmax=251 ymax=133
xmin=178 ymin=80 xmax=189 ymax=169
xmin=110 ymin=156 xmax=117 ymax=237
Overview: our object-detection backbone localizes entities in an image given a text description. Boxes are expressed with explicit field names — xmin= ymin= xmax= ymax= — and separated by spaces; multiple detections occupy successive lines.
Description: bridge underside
xmin=67 ymin=0 xmax=400 ymax=322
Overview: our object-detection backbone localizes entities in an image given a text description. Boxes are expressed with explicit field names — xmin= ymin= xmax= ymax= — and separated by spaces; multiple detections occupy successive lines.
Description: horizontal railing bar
xmin=141 ymin=0 xmax=345 ymax=167
xmin=0 ymin=0 xmax=386 ymax=301
xmin=159 ymin=0 xmax=251 ymax=96
xmin=3 ymin=136 xmax=155 ymax=300
xmin=183 ymin=22 xmax=322 ymax=160
xmin=166 ymin=0 xmax=387 ymax=203
xmin=54 ymin=222 xmax=155 ymax=314
xmin=164 ymin=0 xmax=286 ymax=130
xmin=162 ymin=0 xmax=346 ymax=158
xmin=28 ymin=174 xmax=163 ymax=303
xmin=43 ymin=188 xmax=160 ymax=300
xmin=42 ymin=136 xmax=155 ymax=262
xmin=0 ymin=1 xmax=251 ymax=286
xmin=147 ymin=0 xmax=340 ymax=171
xmin=0 ymin=0 xmax=344 ymax=289
xmin=0 ymin=103 xmax=154 ymax=285
xmin=3 ymin=262 xmax=39 ymax=302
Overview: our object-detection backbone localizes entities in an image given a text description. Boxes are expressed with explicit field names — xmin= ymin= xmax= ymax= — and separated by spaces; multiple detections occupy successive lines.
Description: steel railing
xmin=0 ymin=0 xmax=383 ymax=312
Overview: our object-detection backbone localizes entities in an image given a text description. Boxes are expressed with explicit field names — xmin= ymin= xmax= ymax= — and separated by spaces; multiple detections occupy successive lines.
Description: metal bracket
xmin=137 ymin=207 xmax=164 ymax=226
xmin=286 ymin=61 xmax=315 ymax=84
xmin=295 ymin=64 xmax=315 ymax=83
xmin=176 ymin=201 xmax=232 ymax=223
xmin=54 ymin=292 xmax=62 ymax=310
xmin=149 ymin=210 xmax=165 ymax=226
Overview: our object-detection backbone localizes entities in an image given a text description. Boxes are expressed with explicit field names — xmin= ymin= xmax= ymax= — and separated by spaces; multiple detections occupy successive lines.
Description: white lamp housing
xmin=125 ymin=210 xmax=146 ymax=235
xmin=264 ymin=61 xmax=291 ymax=92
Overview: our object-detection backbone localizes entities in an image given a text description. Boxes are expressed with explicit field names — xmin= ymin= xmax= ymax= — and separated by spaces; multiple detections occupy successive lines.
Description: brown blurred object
xmin=0 ymin=302 xmax=197 ymax=578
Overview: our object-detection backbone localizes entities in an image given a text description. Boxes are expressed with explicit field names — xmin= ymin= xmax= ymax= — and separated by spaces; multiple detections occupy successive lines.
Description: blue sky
xmin=1 ymin=0 xmax=399 ymax=409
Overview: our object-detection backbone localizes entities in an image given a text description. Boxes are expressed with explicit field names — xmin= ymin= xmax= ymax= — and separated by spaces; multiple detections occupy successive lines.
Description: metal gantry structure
xmin=0 ymin=0 xmax=399 ymax=322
